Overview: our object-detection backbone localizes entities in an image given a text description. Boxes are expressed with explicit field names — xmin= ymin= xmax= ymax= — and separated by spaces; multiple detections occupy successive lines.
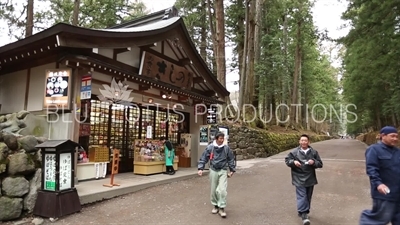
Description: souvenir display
xmin=133 ymin=139 xmax=163 ymax=162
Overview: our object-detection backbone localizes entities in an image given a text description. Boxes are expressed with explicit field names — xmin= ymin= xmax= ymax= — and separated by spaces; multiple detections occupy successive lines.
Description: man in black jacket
xmin=285 ymin=134 xmax=323 ymax=225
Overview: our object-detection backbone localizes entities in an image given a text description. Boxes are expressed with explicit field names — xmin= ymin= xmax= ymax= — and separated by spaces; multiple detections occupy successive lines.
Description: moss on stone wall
xmin=225 ymin=124 xmax=332 ymax=160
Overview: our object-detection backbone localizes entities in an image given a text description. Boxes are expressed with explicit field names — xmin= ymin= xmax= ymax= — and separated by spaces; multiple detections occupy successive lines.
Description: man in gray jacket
xmin=285 ymin=134 xmax=323 ymax=225
xmin=198 ymin=132 xmax=236 ymax=218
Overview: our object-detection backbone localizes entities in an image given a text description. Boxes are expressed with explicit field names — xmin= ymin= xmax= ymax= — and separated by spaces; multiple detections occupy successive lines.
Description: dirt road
xmin=45 ymin=139 xmax=371 ymax=225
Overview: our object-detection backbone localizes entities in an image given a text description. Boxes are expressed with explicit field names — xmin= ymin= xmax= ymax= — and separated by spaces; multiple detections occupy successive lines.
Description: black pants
xmin=166 ymin=165 xmax=175 ymax=174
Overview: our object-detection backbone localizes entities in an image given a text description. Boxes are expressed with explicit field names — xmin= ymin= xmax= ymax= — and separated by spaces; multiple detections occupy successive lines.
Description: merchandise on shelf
xmin=133 ymin=139 xmax=164 ymax=162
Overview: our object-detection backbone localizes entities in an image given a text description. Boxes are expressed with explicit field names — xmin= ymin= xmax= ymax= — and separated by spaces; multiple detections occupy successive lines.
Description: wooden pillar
xmin=69 ymin=67 xmax=85 ymax=184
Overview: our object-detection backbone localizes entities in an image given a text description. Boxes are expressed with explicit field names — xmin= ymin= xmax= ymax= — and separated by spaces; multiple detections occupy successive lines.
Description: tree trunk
xmin=214 ymin=0 xmax=226 ymax=86
xmin=244 ymin=0 xmax=256 ymax=106
xmin=199 ymin=0 xmax=207 ymax=60
xmin=238 ymin=0 xmax=249 ymax=110
xmin=253 ymin=0 xmax=264 ymax=108
xmin=25 ymin=0 xmax=34 ymax=37
xmin=290 ymin=19 xmax=302 ymax=125
xmin=72 ymin=0 xmax=80 ymax=26
xmin=206 ymin=0 xmax=218 ymax=77
xmin=280 ymin=14 xmax=289 ymax=124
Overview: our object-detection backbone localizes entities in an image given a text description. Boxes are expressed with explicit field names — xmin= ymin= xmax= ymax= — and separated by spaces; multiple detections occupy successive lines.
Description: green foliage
xmin=0 ymin=0 xmax=149 ymax=40
xmin=340 ymin=0 xmax=400 ymax=134
xmin=45 ymin=0 xmax=149 ymax=28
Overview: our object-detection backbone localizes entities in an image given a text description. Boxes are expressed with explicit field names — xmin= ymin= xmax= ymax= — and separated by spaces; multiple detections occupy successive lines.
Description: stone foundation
xmin=0 ymin=111 xmax=47 ymax=222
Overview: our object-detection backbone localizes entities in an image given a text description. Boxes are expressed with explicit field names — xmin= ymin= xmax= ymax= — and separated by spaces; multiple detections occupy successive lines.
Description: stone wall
xmin=0 ymin=111 xmax=47 ymax=222
xmin=356 ymin=132 xmax=379 ymax=146
xmin=226 ymin=124 xmax=332 ymax=160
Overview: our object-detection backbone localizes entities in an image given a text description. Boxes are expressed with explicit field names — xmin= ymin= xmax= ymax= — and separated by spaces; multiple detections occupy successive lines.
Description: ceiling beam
xmin=193 ymin=77 xmax=205 ymax=83
xmin=141 ymin=46 xmax=184 ymax=67
xmin=180 ymin=57 xmax=191 ymax=66
xmin=139 ymin=84 xmax=151 ymax=91
xmin=114 ymin=47 xmax=131 ymax=55
xmin=140 ymin=43 xmax=157 ymax=48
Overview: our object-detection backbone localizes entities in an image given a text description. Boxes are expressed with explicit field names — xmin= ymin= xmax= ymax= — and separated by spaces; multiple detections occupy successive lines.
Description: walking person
xmin=285 ymin=134 xmax=323 ymax=225
xmin=359 ymin=126 xmax=400 ymax=225
xmin=160 ymin=137 xmax=175 ymax=175
xmin=198 ymin=132 xmax=236 ymax=218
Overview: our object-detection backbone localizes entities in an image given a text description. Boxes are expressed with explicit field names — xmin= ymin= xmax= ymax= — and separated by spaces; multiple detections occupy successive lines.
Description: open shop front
xmin=77 ymin=95 xmax=191 ymax=179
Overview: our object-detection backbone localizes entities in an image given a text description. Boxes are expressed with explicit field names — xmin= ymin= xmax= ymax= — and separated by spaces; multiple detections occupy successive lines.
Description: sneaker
xmin=219 ymin=208 xmax=227 ymax=218
xmin=301 ymin=213 xmax=310 ymax=225
xmin=211 ymin=206 xmax=219 ymax=214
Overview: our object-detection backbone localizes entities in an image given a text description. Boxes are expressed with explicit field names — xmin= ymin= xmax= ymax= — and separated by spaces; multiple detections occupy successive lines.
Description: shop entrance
xmin=87 ymin=97 xmax=190 ymax=174
xmin=109 ymin=104 xmax=139 ymax=173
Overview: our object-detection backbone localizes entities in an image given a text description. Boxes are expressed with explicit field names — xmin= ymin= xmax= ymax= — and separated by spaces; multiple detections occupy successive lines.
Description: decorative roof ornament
xmin=98 ymin=78 xmax=134 ymax=106
xmin=162 ymin=6 xmax=179 ymax=20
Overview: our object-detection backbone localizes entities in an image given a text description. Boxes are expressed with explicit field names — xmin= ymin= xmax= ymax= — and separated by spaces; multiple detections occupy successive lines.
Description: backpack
xmin=208 ymin=145 xmax=232 ymax=169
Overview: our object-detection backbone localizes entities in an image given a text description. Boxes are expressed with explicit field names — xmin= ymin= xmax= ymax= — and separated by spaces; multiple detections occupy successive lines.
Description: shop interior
xmin=77 ymin=94 xmax=192 ymax=179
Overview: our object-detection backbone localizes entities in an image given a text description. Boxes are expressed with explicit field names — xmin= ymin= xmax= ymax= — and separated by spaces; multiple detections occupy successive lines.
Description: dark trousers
xmin=296 ymin=186 xmax=314 ymax=214
xmin=360 ymin=199 xmax=400 ymax=225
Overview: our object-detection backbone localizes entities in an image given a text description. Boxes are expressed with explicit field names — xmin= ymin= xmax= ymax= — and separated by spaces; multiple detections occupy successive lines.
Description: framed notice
xmin=199 ymin=125 xmax=209 ymax=146
xmin=59 ymin=153 xmax=72 ymax=191
xmin=44 ymin=153 xmax=56 ymax=191
xmin=44 ymin=69 xmax=72 ymax=110
xmin=81 ymin=74 xmax=92 ymax=100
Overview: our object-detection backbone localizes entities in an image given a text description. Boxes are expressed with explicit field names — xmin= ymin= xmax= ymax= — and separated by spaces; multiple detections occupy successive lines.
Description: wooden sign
xmin=103 ymin=149 xmax=120 ymax=188
xmin=139 ymin=51 xmax=193 ymax=89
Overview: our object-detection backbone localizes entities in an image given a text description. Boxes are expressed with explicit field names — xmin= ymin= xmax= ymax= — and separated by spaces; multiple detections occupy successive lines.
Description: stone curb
xmin=79 ymin=171 xmax=209 ymax=205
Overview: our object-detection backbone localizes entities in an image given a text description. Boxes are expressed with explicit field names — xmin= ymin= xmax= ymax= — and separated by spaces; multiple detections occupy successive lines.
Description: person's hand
xmin=228 ymin=171 xmax=234 ymax=178
xmin=198 ymin=170 xmax=203 ymax=176
xmin=308 ymin=159 xmax=315 ymax=165
xmin=294 ymin=160 xmax=301 ymax=167
xmin=377 ymin=184 xmax=389 ymax=195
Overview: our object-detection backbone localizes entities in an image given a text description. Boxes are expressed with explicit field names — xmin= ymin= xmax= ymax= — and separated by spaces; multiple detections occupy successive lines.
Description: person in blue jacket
xmin=197 ymin=132 xmax=236 ymax=218
xmin=360 ymin=126 xmax=400 ymax=225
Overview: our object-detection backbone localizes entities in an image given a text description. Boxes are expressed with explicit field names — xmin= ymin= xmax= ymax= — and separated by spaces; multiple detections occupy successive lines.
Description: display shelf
xmin=155 ymin=111 xmax=167 ymax=139
xmin=132 ymin=138 xmax=178 ymax=175
xmin=141 ymin=108 xmax=154 ymax=139
xmin=167 ymin=113 xmax=180 ymax=144
xmin=77 ymin=162 xmax=108 ymax=181
xmin=128 ymin=106 xmax=140 ymax=145
xmin=89 ymin=99 xmax=109 ymax=146
xmin=88 ymin=146 xmax=109 ymax=162
xmin=133 ymin=159 xmax=179 ymax=175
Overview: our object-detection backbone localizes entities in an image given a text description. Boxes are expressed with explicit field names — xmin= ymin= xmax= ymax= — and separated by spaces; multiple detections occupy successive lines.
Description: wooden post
xmin=103 ymin=149 xmax=120 ymax=188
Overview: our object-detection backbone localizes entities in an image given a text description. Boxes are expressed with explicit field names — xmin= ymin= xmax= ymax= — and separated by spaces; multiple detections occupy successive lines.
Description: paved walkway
xmin=44 ymin=139 xmax=371 ymax=225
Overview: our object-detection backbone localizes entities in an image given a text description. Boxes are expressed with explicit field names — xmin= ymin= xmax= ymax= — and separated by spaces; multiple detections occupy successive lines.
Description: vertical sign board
xmin=44 ymin=149 xmax=56 ymax=191
xmin=44 ymin=69 xmax=72 ymax=110
xmin=81 ymin=74 xmax=92 ymax=100
xmin=207 ymin=105 xmax=218 ymax=124
xmin=199 ymin=125 xmax=209 ymax=146
xmin=59 ymin=152 xmax=73 ymax=190
xmin=103 ymin=149 xmax=120 ymax=187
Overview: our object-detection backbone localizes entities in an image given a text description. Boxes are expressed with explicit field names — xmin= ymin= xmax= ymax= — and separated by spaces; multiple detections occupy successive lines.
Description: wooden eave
xmin=0 ymin=17 xmax=229 ymax=98
xmin=59 ymin=53 xmax=224 ymax=104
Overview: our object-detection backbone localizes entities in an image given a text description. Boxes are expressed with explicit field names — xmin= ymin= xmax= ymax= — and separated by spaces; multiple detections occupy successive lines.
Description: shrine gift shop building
xmin=0 ymin=7 xmax=229 ymax=180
